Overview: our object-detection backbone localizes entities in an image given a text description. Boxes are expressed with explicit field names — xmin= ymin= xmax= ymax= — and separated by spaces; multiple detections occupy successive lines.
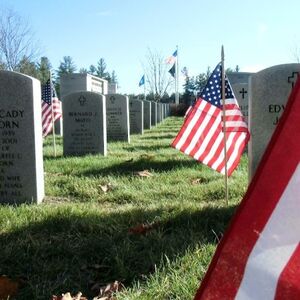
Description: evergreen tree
xmin=96 ymin=58 xmax=109 ymax=78
xmin=57 ymin=56 xmax=76 ymax=77
xmin=17 ymin=56 xmax=39 ymax=78
xmin=37 ymin=56 xmax=52 ymax=84
xmin=89 ymin=64 xmax=97 ymax=75
xmin=111 ymin=70 xmax=118 ymax=84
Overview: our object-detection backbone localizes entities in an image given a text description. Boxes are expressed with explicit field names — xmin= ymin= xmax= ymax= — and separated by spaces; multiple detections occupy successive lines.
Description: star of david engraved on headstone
xmin=78 ymin=95 xmax=87 ymax=106
xmin=239 ymin=88 xmax=248 ymax=99
xmin=288 ymin=72 xmax=299 ymax=88
xmin=110 ymin=96 xmax=115 ymax=104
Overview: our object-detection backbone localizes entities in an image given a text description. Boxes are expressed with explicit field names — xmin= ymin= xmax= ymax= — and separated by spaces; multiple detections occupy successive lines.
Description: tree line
xmin=0 ymin=7 xmax=239 ymax=102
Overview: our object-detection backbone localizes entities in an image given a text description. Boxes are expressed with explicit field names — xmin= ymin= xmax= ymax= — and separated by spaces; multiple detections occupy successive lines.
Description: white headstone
xmin=63 ymin=91 xmax=107 ymax=156
xmin=0 ymin=71 xmax=44 ymax=204
xmin=231 ymin=83 xmax=249 ymax=123
xmin=249 ymin=64 xmax=300 ymax=178
xmin=151 ymin=101 xmax=157 ymax=126
xmin=129 ymin=99 xmax=144 ymax=134
xmin=106 ymin=94 xmax=130 ymax=142
xmin=143 ymin=100 xmax=151 ymax=129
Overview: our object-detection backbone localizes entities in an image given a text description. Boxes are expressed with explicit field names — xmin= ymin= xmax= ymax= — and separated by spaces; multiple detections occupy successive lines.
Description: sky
xmin=1 ymin=0 xmax=300 ymax=94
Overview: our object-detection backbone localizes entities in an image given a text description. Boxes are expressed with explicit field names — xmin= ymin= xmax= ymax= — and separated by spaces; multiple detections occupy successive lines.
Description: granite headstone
xmin=151 ymin=101 xmax=157 ymax=126
xmin=129 ymin=99 xmax=144 ymax=135
xmin=106 ymin=94 xmax=130 ymax=142
xmin=63 ymin=91 xmax=107 ymax=156
xmin=0 ymin=71 xmax=44 ymax=204
xmin=249 ymin=63 xmax=300 ymax=178
xmin=143 ymin=100 xmax=151 ymax=129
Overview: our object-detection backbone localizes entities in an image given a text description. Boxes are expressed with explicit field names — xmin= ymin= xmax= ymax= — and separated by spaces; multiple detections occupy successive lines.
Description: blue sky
xmin=1 ymin=0 xmax=300 ymax=94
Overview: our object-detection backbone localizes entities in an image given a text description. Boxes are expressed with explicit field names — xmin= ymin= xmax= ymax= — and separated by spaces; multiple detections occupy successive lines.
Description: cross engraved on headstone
xmin=239 ymin=88 xmax=248 ymax=99
xmin=78 ymin=95 xmax=86 ymax=106
xmin=110 ymin=96 xmax=115 ymax=104
xmin=288 ymin=72 xmax=300 ymax=88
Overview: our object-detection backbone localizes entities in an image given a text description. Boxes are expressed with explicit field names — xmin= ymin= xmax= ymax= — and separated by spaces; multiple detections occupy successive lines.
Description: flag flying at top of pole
xmin=139 ymin=75 xmax=145 ymax=86
xmin=166 ymin=49 xmax=178 ymax=65
xmin=171 ymin=62 xmax=249 ymax=176
xmin=194 ymin=71 xmax=300 ymax=300
xmin=41 ymin=79 xmax=62 ymax=137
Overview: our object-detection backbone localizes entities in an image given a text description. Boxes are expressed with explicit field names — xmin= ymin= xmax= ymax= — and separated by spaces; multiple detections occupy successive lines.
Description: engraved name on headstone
xmin=63 ymin=91 xmax=107 ymax=156
xmin=106 ymin=94 xmax=130 ymax=142
xmin=0 ymin=71 xmax=44 ymax=204
xmin=249 ymin=64 xmax=300 ymax=178
xmin=129 ymin=99 xmax=144 ymax=134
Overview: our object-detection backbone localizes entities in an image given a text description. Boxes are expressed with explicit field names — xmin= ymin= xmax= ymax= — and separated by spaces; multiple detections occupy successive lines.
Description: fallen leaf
xmin=52 ymin=292 xmax=87 ymax=300
xmin=135 ymin=170 xmax=153 ymax=177
xmin=97 ymin=281 xmax=123 ymax=298
xmin=129 ymin=222 xmax=159 ymax=235
xmin=0 ymin=275 xmax=19 ymax=299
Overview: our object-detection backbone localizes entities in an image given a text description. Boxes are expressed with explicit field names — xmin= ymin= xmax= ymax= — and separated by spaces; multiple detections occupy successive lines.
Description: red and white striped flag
xmin=194 ymin=76 xmax=300 ymax=299
xmin=41 ymin=79 xmax=62 ymax=137
xmin=171 ymin=62 xmax=249 ymax=176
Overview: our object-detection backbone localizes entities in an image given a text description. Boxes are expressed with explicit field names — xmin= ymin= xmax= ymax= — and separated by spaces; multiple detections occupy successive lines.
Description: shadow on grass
xmin=80 ymin=158 xmax=199 ymax=177
xmin=140 ymin=134 xmax=177 ymax=140
xmin=0 ymin=204 xmax=237 ymax=299
xmin=124 ymin=144 xmax=171 ymax=152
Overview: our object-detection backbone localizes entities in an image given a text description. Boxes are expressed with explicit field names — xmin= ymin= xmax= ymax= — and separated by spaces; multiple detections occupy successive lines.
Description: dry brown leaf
xmin=135 ymin=170 xmax=153 ymax=177
xmin=128 ymin=222 xmax=159 ymax=235
xmin=0 ymin=275 xmax=19 ymax=299
xmin=52 ymin=292 xmax=87 ymax=300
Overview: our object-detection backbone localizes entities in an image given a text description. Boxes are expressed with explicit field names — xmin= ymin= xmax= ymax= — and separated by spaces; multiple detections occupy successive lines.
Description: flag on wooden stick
xmin=41 ymin=79 xmax=62 ymax=137
xmin=171 ymin=62 xmax=249 ymax=176
xmin=194 ymin=76 xmax=300 ymax=299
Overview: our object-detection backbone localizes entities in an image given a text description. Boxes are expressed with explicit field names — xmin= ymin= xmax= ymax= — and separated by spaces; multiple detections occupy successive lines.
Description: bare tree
xmin=143 ymin=48 xmax=173 ymax=101
xmin=0 ymin=8 xmax=39 ymax=70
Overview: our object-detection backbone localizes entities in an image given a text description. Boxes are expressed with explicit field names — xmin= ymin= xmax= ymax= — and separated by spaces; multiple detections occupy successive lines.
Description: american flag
xmin=166 ymin=49 xmax=178 ymax=65
xmin=171 ymin=63 xmax=249 ymax=176
xmin=41 ymin=79 xmax=62 ymax=137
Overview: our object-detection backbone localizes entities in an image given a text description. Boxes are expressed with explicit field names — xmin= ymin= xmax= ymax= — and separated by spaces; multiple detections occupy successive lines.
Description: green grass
xmin=0 ymin=117 xmax=248 ymax=299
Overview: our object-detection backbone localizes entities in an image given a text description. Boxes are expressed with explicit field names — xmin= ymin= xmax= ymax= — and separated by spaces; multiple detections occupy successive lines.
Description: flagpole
xmin=221 ymin=46 xmax=229 ymax=205
xmin=144 ymin=75 xmax=146 ymax=101
xmin=50 ymin=71 xmax=57 ymax=157
xmin=175 ymin=45 xmax=179 ymax=104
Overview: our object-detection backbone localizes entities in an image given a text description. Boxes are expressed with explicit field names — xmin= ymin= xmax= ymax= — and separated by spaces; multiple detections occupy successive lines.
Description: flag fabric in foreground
xmin=194 ymin=77 xmax=300 ymax=299
xmin=165 ymin=49 xmax=177 ymax=65
xmin=41 ymin=79 xmax=62 ymax=137
xmin=171 ymin=63 xmax=249 ymax=176
xmin=139 ymin=75 xmax=145 ymax=86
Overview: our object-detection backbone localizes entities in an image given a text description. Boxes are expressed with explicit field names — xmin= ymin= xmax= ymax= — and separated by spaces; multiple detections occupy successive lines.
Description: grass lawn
xmin=0 ymin=116 xmax=249 ymax=300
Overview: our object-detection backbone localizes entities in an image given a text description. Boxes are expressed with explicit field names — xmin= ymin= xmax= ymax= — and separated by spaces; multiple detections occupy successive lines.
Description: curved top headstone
xmin=0 ymin=71 xmax=44 ymax=204
xmin=248 ymin=63 xmax=300 ymax=178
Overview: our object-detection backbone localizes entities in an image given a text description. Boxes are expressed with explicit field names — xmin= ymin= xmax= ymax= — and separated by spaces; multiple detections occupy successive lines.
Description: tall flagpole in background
xmin=144 ymin=75 xmax=146 ymax=101
xmin=175 ymin=45 xmax=179 ymax=104
xmin=49 ymin=71 xmax=57 ymax=157
xmin=221 ymin=46 xmax=229 ymax=205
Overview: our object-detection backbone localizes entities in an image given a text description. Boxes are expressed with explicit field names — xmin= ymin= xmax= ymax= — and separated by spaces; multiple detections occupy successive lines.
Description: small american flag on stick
xmin=171 ymin=62 xmax=249 ymax=176
xmin=41 ymin=79 xmax=62 ymax=137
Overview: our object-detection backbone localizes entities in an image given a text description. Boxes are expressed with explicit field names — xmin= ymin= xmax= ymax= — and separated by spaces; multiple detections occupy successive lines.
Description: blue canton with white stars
xmin=199 ymin=63 xmax=234 ymax=108
xmin=42 ymin=79 xmax=57 ymax=105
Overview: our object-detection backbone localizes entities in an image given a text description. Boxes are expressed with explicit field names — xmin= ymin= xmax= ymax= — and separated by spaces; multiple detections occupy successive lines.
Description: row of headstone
xmin=9 ymin=61 xmax=300 ymax=205
xmin=0 ymin=70 xmax=171 ymax=205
